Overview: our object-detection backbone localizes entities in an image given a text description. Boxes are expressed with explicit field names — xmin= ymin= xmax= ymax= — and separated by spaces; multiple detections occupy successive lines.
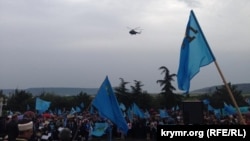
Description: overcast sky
xmin=0 ymin=0 xmax=249 ymax=93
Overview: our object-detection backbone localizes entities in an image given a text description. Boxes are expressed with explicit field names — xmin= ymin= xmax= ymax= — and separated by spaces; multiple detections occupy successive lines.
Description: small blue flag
xmin=119 ymin=102 xmax=126 ymax=111
xmin=177 ymin=10 xmax=215 ymax=93
xmin=175 ymin=105 xmax=179 ymax=111
xmin=239 ymin=106 xmax=249 ymax=114
xmin=159 ymin=109 xmax=169 ymax=118
xmin=92 ymin=76 xmax=128 ymax=134
xmin=58 ymin=109 xmax=62 ymax=115
xmin=35 ymin=97 xmax=51 ymax=112
xmin=126 ymin=108 xmax=133 ymax=122
xmin=144 ymin=109 xmax=150 ymax=119
xmin=80 ymin=102 xmax=84 ymax=108
xmin=223 ymin=102 xmax=236 ymax=115
xmin=89 ymin=105 xmax=94 ymax=114
xmin=203 ymin=99 xmax=210 ymax=105
xmin=75 ymin=106 xmax=81 ymax=113
xmin=213 ymin=108 xmax=221 ymax=119
xmin=70 ymin=107 xmax=76 ymax=114
xmin=207 ymin=104 xmax=214 ymax=111
xmin=132 ymin=103 xmax=145 ymax=119
xmin=91 ymin=122 xmax=109 ymax=137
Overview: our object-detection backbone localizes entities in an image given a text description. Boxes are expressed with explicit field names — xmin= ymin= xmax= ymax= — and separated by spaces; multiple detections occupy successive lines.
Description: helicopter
xmin=127 ymin=27 xmax=142 ymax=35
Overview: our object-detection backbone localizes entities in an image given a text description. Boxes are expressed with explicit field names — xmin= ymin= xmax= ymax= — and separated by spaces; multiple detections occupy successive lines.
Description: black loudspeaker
xmin=182 ymin=101 xmax=204 ymax=125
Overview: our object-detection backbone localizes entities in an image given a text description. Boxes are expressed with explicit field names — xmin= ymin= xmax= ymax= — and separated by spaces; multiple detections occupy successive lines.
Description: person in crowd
xmin=6 ymin=114 xmax=19 ymax=141
xmin=16 ymin=120 xmax=34 ymax=141
xmin=66 ymin=118 xmax=77 ymax=140
xmin=58 ymin=128 xmax=72 ymax=141
xmin=80 ymin=119 xmax=91 ymax=141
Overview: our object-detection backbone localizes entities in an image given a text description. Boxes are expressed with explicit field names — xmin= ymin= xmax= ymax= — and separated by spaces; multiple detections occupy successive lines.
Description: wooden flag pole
xmin=86 ymin=101 xmax=93 ymax=112
xmin=214 ymin=60 xmax=246 ymax=125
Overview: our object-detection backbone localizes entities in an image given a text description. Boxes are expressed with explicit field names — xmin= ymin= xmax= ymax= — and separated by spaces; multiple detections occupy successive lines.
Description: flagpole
xmin=213 ymin=60 xmax=246 ymax=125
xmin=86 ymin=101 xmax=92 ymax=112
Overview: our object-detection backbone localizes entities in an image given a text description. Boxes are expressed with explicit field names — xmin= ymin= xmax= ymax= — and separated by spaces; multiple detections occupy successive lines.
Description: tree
xmin=156 ymin=66 xmax=181 ymax=109
xmin=156 ymin=66 xmax=176 ymax=94
xmin=130 ymin=80 xmax=143 ymax=103
xmin=114 ymin=78 xmax=130 ymax=107
xmin=0 ymin=90 xmax=8 ymax=116
xmin=114 ymin=78 xmax=154 ymax=110
xmin=130 ymin=80 xmax=143 ymax=94
xmin=210 ymin=83 xmax=246 ymax=109
xmin=75 ymin=92 xmax=92 ymax=111
xmin=137 ymin=92 xmax=155 ymax=110
xmin=7 ymin=89 xmax=33 ymax=112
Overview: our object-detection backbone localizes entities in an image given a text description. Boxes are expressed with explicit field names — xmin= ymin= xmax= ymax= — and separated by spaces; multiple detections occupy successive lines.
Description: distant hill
xmin=1 ymin=87 xmax=99 ymax=96
xmin=1 ymin=83 xmax=250 ymax=96
xmin=191 ymin=83 xmax=250 ymax=95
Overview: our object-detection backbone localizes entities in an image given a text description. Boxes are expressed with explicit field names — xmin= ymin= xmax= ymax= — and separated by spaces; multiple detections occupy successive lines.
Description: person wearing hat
xmin=16 ymin=120 xmax=34 ymax=141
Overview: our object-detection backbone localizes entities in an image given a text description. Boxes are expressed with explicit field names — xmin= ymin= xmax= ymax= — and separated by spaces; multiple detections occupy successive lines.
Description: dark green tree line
xmin=3 ymin=66 xmax=246 ymax=116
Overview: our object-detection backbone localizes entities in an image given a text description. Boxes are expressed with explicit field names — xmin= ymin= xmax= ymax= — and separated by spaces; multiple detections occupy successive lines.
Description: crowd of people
xmin=1 ymin=115 xmax=72 ymax=141
xmin=1 ymin=107 xmax=250 ymax=141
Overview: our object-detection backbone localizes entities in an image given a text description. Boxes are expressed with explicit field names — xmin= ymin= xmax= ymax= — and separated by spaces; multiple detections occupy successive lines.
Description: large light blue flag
xmin=92 ymin=76 xmax=128 ymax=134
xmin=35 ymin=97 xmax=51 ymax=112
xmin=177 ymin=10 xmax=215 ymax=93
